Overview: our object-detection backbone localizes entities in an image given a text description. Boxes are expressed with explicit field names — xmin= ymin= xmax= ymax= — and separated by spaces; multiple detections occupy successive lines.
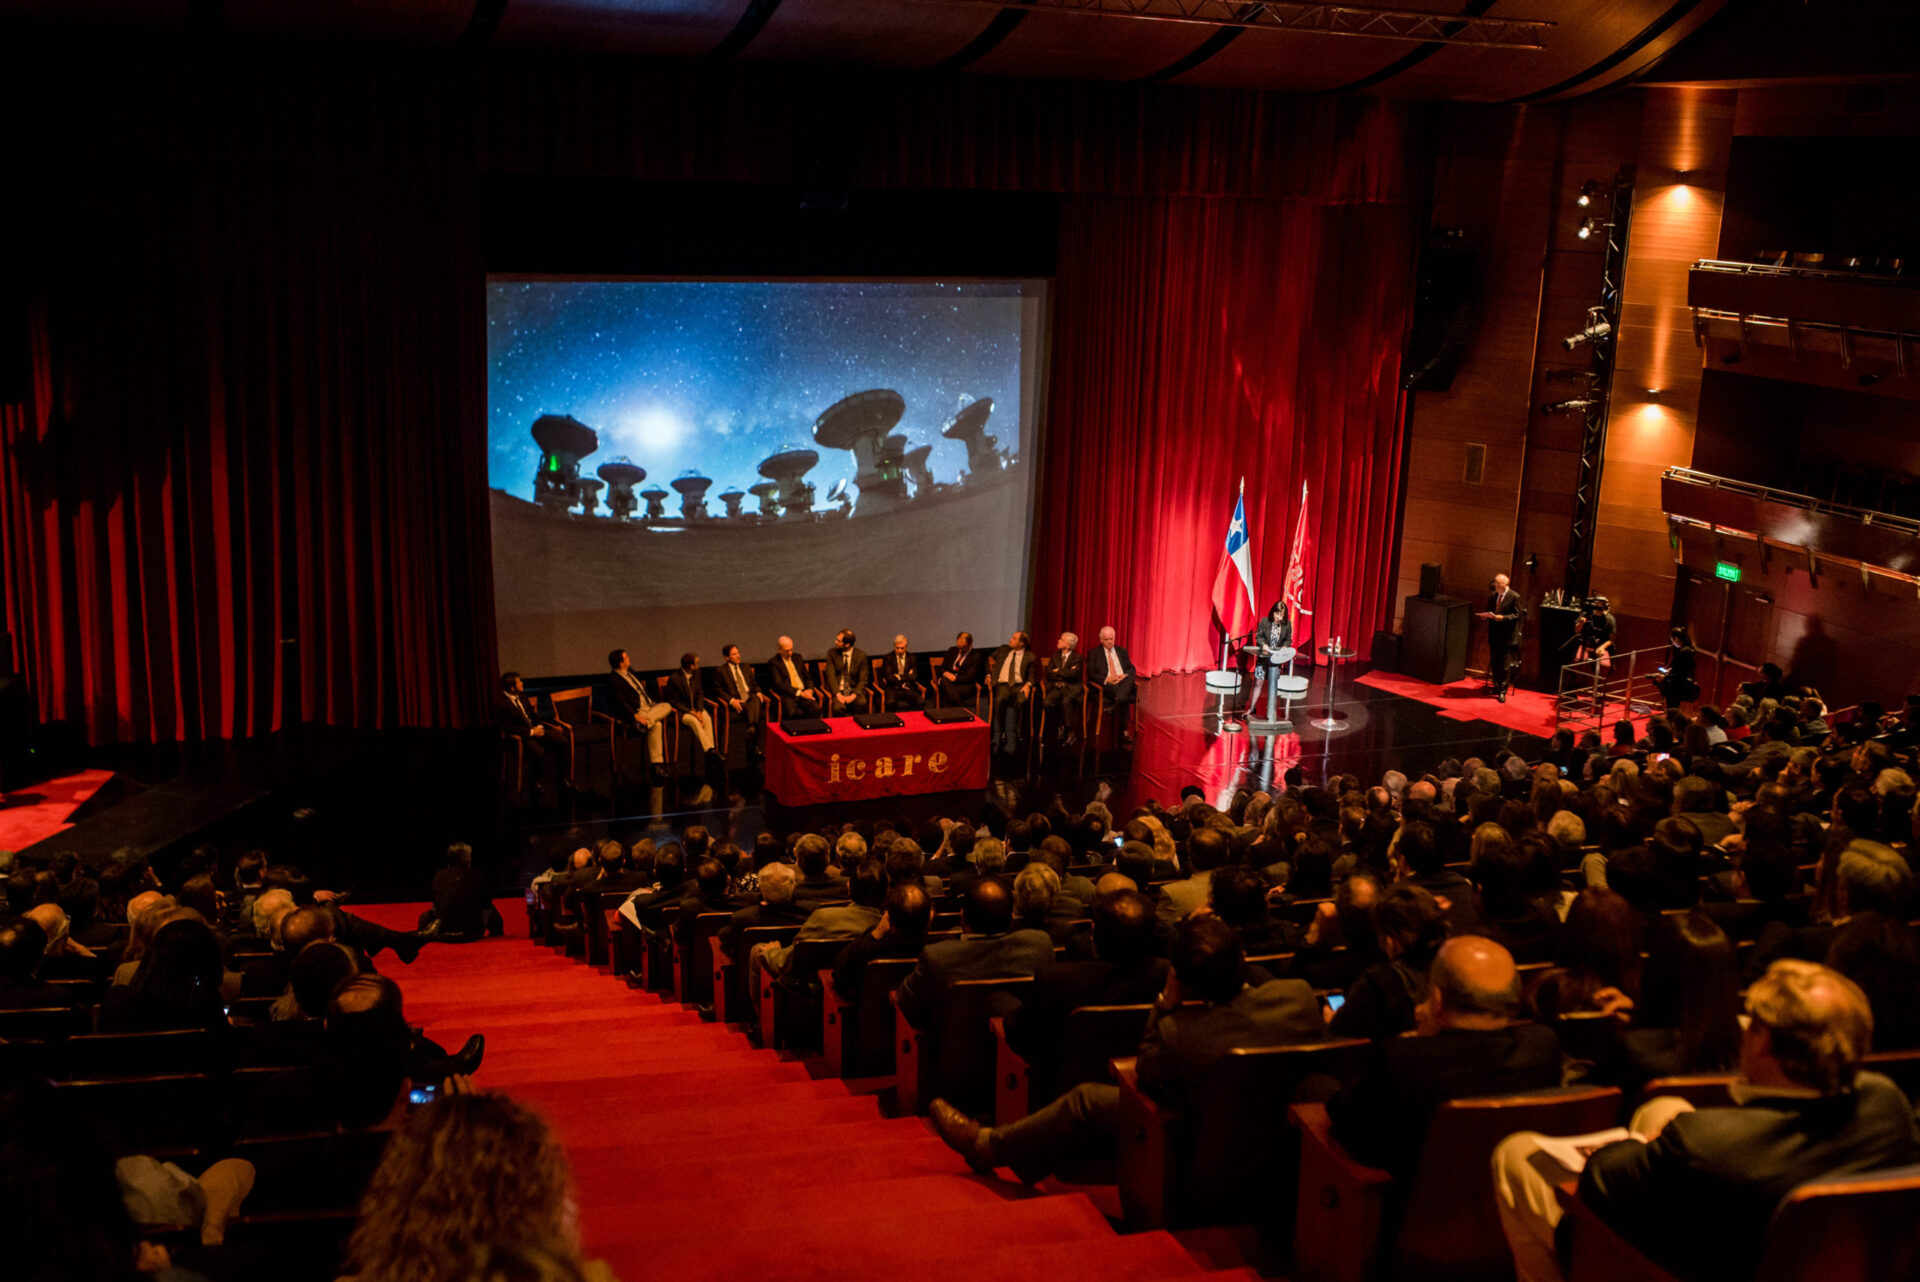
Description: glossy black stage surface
xmin=30 ymin=668 xmax=1547 ymax=903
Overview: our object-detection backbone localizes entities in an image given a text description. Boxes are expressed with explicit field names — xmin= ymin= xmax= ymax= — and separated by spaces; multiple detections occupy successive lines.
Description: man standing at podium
xmin=1476 ymin=574 xmax=1523 ymax=702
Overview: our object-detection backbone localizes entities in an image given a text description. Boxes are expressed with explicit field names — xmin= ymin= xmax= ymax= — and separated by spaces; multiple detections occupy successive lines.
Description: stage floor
xmin=15 ymin=667 xmax=1553 ymax=903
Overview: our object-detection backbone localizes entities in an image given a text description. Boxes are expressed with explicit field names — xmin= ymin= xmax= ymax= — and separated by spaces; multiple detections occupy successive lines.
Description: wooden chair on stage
xmin=1035 ymin=655 xmax=1093 ymax=765
xmin=931 ymin=655 xmax=989 ymax=718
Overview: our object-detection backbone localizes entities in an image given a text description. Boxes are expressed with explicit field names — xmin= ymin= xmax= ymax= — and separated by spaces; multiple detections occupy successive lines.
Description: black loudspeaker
xmin=1402 ymin=595 xmax=1470 ymax=684
xmin=1371 ymin=630 xmax=1402 ymax=673
xmin=1419 ymin=563 xmax=1444 ymax=599
xmin=1401 ymin=228 xmax=1475 ymax=392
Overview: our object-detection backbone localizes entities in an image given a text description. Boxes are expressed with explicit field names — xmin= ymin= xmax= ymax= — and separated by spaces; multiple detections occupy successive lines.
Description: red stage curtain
xmin=1031 ymin=194 xmax=1418 ymax=676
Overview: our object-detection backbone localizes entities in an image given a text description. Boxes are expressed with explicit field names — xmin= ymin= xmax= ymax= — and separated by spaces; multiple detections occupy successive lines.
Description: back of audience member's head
xmin=794 ymin=833 xmax=832 ymax=877
xmin=1208 ymin=864 xmax=1271 ymax=929
xmin=1744 ymin=960 xmax=1874 ymax=1095
xmin=834 ymin=830 xmax=867 ymax=870
xmin=1003 ymin=818 xmax=1032 ymax=854
xmin=652 ymin=845 xmax=687 ymax=890
xmin=445 ymin=842 xmax=473 ymax=870
xmin=1397 ymin=821 xmax=1442 ymax=876
xmin=1424 ymin=935 xmax=1521 ymax=1027
xmin=973 ymin=837 xmax=1009 ymax=876
xmin=1186 ymin=826 xmax=1230 ymax=873
xmin=175 ymin=872 xmax=221 ymax=925
xmin=750 ymin=832 xmax=782 ymax=871
xmin=1546 ymin=809 xmax=1586 ymax=850
xmin=682 ymin=825 xmax=712 ymax=861
xmin=325 ymin=973 xmax=411 ymax=1126
xmin=1035 ymin=835 xmax=1072 ymax=874
xmin=346 ymin=1091 xmax=586 ymax=1282
xmin=947 ymin=822 xmax=977 ymax=861
xmin=963 ymin=877 xmax=1014 ymax=936
xmin=884 ymin=840 xmax=926 ymax=886
xmin=0 ymin=919 xmax=50 ymax=982
xmin=711 ymin=842 xmax=742 ymax=876
xmin=1826 ymin=912 xmax=1920 ymax=1049
xmin=883 ymin=883 xmax=932 ymax=940
xmin=1834 ymin=783 xmax=1879 ymax=839
xmin=757 ymin=861 xmax=797 ymax=904
xmin=1171 ymin=913 xmax=1244 ymax=1004
xmin=1089 ymin=889 xmax=1155 ymax=966
xmin=1013 ymin=863 xmax=1058 ymax=920
xmin=235 ymin=849 xmax=267 ymax=888
xmin=130 ymin=917 xmax=226 ymax=1026
xmin=1373 ymin=883 xmax=1448 ymax=964
xmin=694 ymin=858 xmax=730 ymax=900
xmin=281 ymin=903 xmax=337 ymax=955
xmin=291 ymin=941 xmax=364 ymax=1018
xmin=1838 ymin=840 xmax=1911 ymax=918
xmin=1638 ymin=911 xmax=1742 ymax=1072
xmin=1557 ymin=887 xmax=1639 ymax=992
xmin=1115 ymin=841 xmax=1156 ymax=889
xmin=850 ymin=858 xmax=887 ymax=908
xmin=1288 ymin=837 xmax=1334 ymax=900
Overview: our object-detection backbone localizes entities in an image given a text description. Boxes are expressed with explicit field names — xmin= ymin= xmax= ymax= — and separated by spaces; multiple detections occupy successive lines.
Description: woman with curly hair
xmin=341 ymin=1091 xmax=612 ymax=1282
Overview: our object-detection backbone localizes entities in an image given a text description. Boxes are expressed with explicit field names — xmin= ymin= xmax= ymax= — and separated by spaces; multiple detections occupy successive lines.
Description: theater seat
xmin=51 ymin=1073 xmax=221 ymax=1158
xmin=1567 ymin=1162 xmax=1920 ymax=1282
xmin=991 ymin=1003 xmax=1164 ymax=1124
xmin=1116 ymin=1038 xmax=1370 ymax=1232
xmin=224 ymin=1210 xmax=358 ymax=1282
xmin=892 ymin=975 xmax=1035 ymax=1117
xmin=1292 ymin=1085 xmax=1623 ymax=1282
xmin=820 ymin=955 xmax=916 ymax=1079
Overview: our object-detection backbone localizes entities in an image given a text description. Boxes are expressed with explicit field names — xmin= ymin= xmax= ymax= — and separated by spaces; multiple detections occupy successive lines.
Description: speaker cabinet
xmin=1419 ymin=563 xmax=1444 ymax=599
xmin=1371 ymin=630 xmax=1402 ymax=673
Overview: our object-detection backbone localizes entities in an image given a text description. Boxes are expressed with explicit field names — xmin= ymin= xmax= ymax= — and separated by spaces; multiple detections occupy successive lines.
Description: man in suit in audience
xmin=986 ymin=631 xmax=1037 ymax=754
xmin=896 ymin=878 xmax=1053 ymax=1030
xmin=0 ymin=920 xmax=85 ymax=1010
xmin=930 ymin=914 xmax=1323 ymax=1182
xmin=718 ymin=861 xmax=809 ymax=966
xmin=1087 ymin=626 xmax=1138 ymax=746
xmin=821 ymin=630 xmax=871 ymax=718
xmin=495 ymin=671 xmax=569 ymax=793
xmin=665 ymin=652 xmax=724 ymax=779
xmin=791 ymin=834 xmax=851 ymax=911
xmin=876 ymin=635 xmax=930 ymax=712
xmin=1326 ymin=936 xmax=1563 ymax=1181
xmin=831 ymin=882 xmax=933 ymax=1002
xmin=768 ymin=636 xmax=827 ymax=720
xmin=705 ymin=643 xmax=766 ymax=758
xmin=761 ymin=858 xmax=887 ymax=978
xmin=607 ymin=649 xmax=674 ymax=784
xmin=1040 ymin=632 xmax=1086 ymax=749
xmin=1003 ymin=887 xmax=1170 ymax=1062
xmin=1494 ymin=959 xmax=1920 ymax=1282
xmin=1156 ymin=826 xmax=1230 ymax=925
xmin=938 ymin=631 xmax=988 ymax=710
xmin=418 ymin=842 xmax=504 ymax=941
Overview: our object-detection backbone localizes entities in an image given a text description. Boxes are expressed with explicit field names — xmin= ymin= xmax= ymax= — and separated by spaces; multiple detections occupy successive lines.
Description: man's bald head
xmin=127 ymin=890 xmax=165 ymax=924
xmin=570 ymin=848 xmax=592 ymax=871
xmin=1096 ymin=870 xmax=1138 ymax=895
xmin=280 ymin=905 xmax=336 ymax=955
xmin=1407 ymin=780 xmax=1437 ymax=805
xmin=23 ymin=903 xmax=69 ymax=947
xmin=1421 ymin=936 xmax=1521 ymax=1031
xmin=1746 ymin=960 xmax=1874 ymax=1094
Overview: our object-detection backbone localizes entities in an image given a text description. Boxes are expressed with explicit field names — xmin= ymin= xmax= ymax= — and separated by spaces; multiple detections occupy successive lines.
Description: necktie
xmin=839 ymin=656 xmax=850 ymax=694
xmin=511 ymin=694 xmax=526 ymax=719
xmin=784 ymin=656 xmax=801 ymax=690
xmin=732 ymin=664 xmax=747 ymax=697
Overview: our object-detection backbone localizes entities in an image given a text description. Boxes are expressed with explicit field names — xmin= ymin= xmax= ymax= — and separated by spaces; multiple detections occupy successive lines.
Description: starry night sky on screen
xmin=486 ymin=280 xmax=1033 ymax=501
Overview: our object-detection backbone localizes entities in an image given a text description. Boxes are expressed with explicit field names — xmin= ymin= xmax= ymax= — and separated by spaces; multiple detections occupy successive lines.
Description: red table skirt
xmin=764 ymin=711 xmax=990 ymax=805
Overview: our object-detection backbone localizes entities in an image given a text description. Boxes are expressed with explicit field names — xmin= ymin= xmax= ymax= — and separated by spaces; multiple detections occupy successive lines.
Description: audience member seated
xmin=279 ymin=939 xmax=365 ymax=1022
xmin=830 ymin=882 xmax=933 ymax=1002
xmin=718 ymin=862 xmax=807 ymax=966
xmin=0 ymin=919 xmax=84 ymax=1010
xmin=1325 ymin=936 xmax=1563 ymax=1180
xmin=1746 ymin=838 xmax=1911 ymax=980
xmin=1594 ymin=910 xmax=1743 ymax=1097
xmin=1155 ymin=826 xmax=1228 ymax=924
xmin=1002 ymin=887 xmax=1169 ymax=1063
xmin=1208 ymin=863 xmax=1300 ymax=958
xmin=1825 ymin=910 xmax=1920 ymax=1051
xmin=927 ymin=914 xmax=1324 ymax=1183
xmin=98 ymin=917 xmax=232 ymax=1035
xmin=760 ymin=858 xmax=885 ymax=978
xmin=895 ymin=879 xmax=1053 ymax=1031
xmin=1329 ymin=883 xmax=1449 ymax=1041
xmin=1469 ymin=824 xmax=1560 ymax=963
xmin=1528 ymin=887 xmax=1639 ymax=1021
xmin=1494 ymin=959 xmax=1920 ymax=1282
xmin=417 ymin=842 xmax=505 ymax=941
xmin=791 ymin=834 xmax=851 ymax=911
xmin=342 ymin=1089 xmax=611 ymax=1282
xmin=1011 ymin=863 xmax=1084 ymax=946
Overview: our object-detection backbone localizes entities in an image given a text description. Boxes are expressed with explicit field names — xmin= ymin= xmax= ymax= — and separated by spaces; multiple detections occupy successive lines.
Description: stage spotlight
xmin=1576 ymin=215 xmax=1609 ymax=240
xmin=1542 ymin=398 xmax=1598 ymax=415
xmin=1576 ymin=180 xmax=1602 ymax=208
xmin=1562 ymin=311 xmax=1612 ymax=351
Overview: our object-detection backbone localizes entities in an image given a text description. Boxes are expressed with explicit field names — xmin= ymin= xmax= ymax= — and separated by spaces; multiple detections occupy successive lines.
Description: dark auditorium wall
xmin=0 ymin=30 xmax=1422 ymax=743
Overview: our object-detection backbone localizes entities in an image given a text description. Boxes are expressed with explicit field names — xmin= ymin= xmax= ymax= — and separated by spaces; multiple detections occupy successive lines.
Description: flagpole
xmin=1205 ymin=476 xmax=1248 ymax=717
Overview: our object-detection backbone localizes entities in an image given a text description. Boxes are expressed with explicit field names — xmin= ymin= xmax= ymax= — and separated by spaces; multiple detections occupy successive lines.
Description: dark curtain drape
xmin=1 ymin=34 xmax=1416 ymax=743
xmin=1032 ymin=195 xmax=1417 ymax=675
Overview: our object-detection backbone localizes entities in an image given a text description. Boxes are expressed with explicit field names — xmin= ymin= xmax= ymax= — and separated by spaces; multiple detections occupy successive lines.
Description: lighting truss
xmin=902 ymin=0 xmax=1554 ymax=50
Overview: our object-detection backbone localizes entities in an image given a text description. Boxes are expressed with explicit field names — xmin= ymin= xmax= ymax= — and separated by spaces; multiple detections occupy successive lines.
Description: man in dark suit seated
xmin=985 ymin=631 xmax=1037 ymax=755
xmin=937 ymin=631 xmax=987 ymax=709
xmin=831 ymin=881 xmax=933 ymax=1002
xmin=896 ymin=878 xmax=1053 ymax=1031
xmin=876 ymin=634 xmax=929 ymax=712
xmin=1003 ymin=887 xmax=1169 ymax=1062
xmin=1040 ymin=631 xmax=1086 ymax=748
xmin=1087 ymin=626 xmax=1138 ymax=745
xmin=1494 ymin=958 xmax=1920 ymax=1282
xmin=791 ymin=834 xmax=851 ymax=911
xmin=417 ymin=842 xmax=504 ymax=941
xmin=704 ymin=643 xmax=765 ymax=757
xmin=1325 ymin=935 xmax=1563 ymax=1181
xmin=929 ymin=913 xmax=1323 ymax=1182
xmin=670 ymin=856 xmax=753 ymax=953
xmin=495 ymin=671 xmax=568 ymax=794
xmin=768 ymin=635 xmax=827 ymax=720
xmin=821 ymin=629 xmax=870 ymax=718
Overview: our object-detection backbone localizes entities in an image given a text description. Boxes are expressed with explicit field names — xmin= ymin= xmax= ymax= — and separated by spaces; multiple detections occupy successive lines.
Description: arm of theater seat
xmin=751 ymin=943 xmax=778 ymax=1045
xmin=990 ymin=1016 xmax=1030 ymax=1126
xmin=710 ymin=936 xmax=731 ymax=1025
xmin=821 ymin=970 xmax=849 ymax=1078
xmin=891 ymin=989 xmax=926 ymax=1116
xmin=1114 ymin=1056 xmax=1175 ymax=1230
xmin=1565 ymin=1195 xmax=1684 ymax=1282
xmin=1289 ymin=1103 xmax=1391 ymax=1282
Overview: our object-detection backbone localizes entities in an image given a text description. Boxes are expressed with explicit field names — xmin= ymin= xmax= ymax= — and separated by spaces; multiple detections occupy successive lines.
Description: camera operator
xmin=1570 ymin=595 xmax=1616 ymax=711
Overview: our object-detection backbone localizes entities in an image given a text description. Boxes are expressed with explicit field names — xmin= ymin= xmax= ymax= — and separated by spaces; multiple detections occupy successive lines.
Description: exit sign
xmin=1715 ymin=561 xmax=1742 ymax=583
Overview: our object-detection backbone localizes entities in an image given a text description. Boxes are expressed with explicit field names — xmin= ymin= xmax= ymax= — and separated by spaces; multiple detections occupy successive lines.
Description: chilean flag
xmin=1209 ymin=481 xmax=1258 ymax=638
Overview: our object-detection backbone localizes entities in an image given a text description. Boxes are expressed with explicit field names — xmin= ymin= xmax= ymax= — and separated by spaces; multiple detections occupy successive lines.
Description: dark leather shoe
xmin=449 ymin=1034 xmax=485 ymax=1076
xmin=929 ymin=1099 xmax=994 ymax=1176
xmin=649 ymin=762 xmax=670 ymax=785
xmin=393 ymin=933 xmax=424 ymax=965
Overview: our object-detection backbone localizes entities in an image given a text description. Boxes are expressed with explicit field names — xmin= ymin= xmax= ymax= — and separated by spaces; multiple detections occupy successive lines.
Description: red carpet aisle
xmin=0 ymin=768 xmax=115 ymax=850
xmin=355 ymin=901 xmax=1255 ymax=1282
